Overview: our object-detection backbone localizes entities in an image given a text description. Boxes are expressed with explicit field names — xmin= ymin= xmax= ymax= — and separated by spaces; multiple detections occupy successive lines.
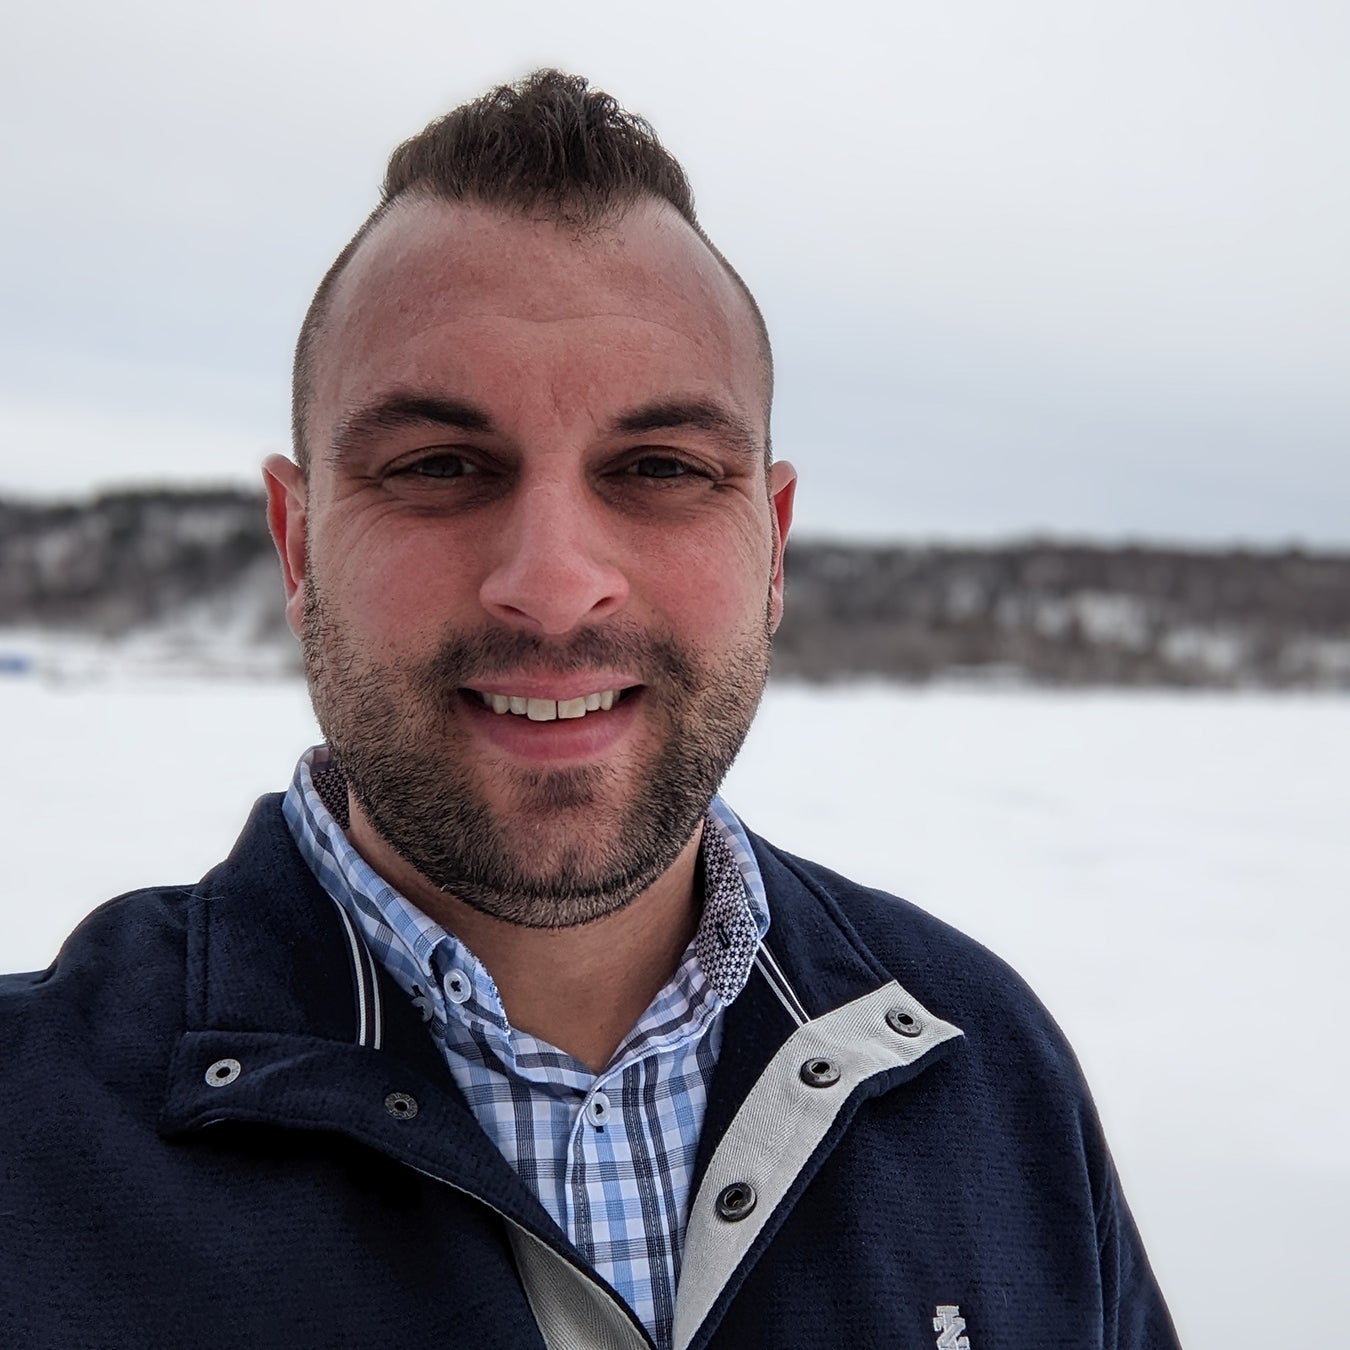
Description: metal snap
xmin=384 ymin=1091 xmax=419 ymax=1120
xmin=715 ymin=1182 xmax=757 ymax=1222
xmin=885 ymin=1007 xmax=924 ymax=1038
xmin=799 ymin=1056 xmax=841 ymax=1088
xmin=204 ymin=1058 xmax=241 ymax=1087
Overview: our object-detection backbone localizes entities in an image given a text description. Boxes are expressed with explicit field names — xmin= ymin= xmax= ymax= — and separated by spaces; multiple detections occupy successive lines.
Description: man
xmin=0 ymin=72 xmax=1178 ymax=1349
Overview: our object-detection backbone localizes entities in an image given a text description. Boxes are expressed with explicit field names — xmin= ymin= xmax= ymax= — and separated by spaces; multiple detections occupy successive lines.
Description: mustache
xmin=412 ymin=624 xmax=701 ymax=699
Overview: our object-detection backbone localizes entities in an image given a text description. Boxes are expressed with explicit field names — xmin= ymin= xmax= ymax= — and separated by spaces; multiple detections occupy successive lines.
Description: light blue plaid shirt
xmin=282 ymin=746 xmax=769 ymax=1349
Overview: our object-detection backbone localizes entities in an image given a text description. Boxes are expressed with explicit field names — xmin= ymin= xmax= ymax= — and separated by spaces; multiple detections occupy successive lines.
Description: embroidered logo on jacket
xmin=933 ymin=1305 xmax=971 ymax=1350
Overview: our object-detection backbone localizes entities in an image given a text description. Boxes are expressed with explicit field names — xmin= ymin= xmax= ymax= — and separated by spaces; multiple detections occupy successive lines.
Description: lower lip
xmin=458 ymin=689 xmax=644 ymax=761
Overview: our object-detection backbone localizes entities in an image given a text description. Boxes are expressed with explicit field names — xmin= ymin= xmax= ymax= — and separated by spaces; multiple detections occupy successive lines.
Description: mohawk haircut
xmin=291 ymin=69 xmax=772 ymax=468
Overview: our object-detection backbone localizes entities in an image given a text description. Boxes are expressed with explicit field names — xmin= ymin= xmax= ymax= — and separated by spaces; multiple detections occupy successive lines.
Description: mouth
xmin=462 ymin=685 xmax=641 ymax=722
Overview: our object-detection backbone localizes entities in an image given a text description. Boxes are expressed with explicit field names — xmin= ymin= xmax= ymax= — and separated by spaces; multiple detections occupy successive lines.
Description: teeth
xmin=474 ymin=688 xmax=625 ymax=720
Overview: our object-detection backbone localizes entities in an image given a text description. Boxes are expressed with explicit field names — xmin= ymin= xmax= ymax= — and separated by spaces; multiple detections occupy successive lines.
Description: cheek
xmin=644 ymin=527 xmax=774 ymax=639
xmin=312 ymin=521 xmax=484 ymax=652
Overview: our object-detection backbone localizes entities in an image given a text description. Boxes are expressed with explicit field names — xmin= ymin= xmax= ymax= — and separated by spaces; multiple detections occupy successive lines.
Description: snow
xmin=2 ymin=673 xmax=1346 ymax=1346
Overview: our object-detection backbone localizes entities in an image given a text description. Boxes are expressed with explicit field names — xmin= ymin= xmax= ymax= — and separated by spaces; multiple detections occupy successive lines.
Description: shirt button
xmin=585 ymin=1091 xmax=611 ymax=1128
xmin=443 ymin=968 xmax=472 ymax=1004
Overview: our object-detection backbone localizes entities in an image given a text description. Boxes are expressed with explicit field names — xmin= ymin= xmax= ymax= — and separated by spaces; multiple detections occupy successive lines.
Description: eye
xmin=396 ymin=452 xmax=481 ymax=480
xmin=626 ymin=455 xmax=700 ymax=480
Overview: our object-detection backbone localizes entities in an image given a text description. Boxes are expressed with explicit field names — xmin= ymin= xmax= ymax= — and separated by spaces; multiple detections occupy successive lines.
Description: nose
xmin=478 ymin=481 xmax=630 ymax=634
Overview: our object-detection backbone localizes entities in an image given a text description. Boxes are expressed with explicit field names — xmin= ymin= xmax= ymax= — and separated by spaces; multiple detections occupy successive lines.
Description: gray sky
xmin=2 ymin=0 xmax=1346 ymax=545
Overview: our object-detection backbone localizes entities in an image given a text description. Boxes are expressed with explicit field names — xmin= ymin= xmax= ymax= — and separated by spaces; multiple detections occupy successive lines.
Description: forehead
xmin=309 ymin=196 xmax=767 ymax=450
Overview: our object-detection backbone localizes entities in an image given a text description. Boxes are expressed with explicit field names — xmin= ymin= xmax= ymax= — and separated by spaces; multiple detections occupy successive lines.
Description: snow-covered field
xmin=3 ymin=674 xmax=1345 ymax=1347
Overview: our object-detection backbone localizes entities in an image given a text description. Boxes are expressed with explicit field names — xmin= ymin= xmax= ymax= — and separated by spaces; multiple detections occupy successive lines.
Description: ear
xmin=766 ymin=459 xmax=797 ymax=632
xmin=262 ymin=453 xmax=309 ymax=640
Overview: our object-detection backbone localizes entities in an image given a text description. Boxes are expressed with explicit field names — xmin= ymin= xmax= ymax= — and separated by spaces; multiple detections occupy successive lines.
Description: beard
xmin=301 ymin=581 xmax=771 ymax=929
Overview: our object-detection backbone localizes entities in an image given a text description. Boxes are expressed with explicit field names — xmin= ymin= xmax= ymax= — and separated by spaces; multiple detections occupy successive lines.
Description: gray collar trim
xmin=672 ymin=981 xmax=963 ymax=1349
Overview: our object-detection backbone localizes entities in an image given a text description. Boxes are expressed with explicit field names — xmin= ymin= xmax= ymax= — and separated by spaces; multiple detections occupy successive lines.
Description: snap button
xmin=384 ymin=1091 xmax=419 ymax=1120
xmin=715 ymin=1182 xmax=757 ymax=1222
xmin=585 ymin=1091 xmax=611 ymax=1128
xmin=799 ymin=1056 xmax=841 ymax=1088
xmin=442 ymin=968 xmax=472 ymax=1005
xmin=204 ymin=1058 xmax=241 ymax=1087
xmin=885 ymin=1007 xmax=924 ymax=1038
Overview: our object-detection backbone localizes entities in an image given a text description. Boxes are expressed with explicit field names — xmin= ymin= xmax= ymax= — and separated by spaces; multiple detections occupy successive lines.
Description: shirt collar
xmin=283 ymin=744 xmax=770 ymax=1075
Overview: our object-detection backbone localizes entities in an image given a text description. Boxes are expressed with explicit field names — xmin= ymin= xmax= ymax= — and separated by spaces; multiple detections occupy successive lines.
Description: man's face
xmin=267 ymin=196 xmax=795 ymax=927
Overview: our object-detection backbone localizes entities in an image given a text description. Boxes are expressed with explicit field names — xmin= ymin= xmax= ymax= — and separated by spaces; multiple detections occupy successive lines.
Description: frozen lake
xmin=3 ymin=674 xmax=1346 ymax=1347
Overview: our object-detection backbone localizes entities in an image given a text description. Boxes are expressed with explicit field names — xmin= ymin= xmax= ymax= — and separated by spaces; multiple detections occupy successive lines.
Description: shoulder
xmin=1 ymin=881 xmax=195 ymax=1010
xmin=0 ymin=794 xmax=296 ymax=1063
xmin=0 ymin=879 xmax=200 ymax=1156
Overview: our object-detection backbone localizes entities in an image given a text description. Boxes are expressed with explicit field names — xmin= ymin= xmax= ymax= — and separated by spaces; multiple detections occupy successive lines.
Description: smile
xmin=469 ymin=688 xmax=629 ymax=721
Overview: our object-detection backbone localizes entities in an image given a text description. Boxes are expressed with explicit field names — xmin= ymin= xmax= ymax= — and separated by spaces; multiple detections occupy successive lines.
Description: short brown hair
xmin=291 ymin=69 xmax=772 ymax=468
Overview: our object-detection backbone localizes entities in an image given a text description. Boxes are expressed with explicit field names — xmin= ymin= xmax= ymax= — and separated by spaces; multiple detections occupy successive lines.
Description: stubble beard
xmin=301 ymin=581 xmax=771 ymax=929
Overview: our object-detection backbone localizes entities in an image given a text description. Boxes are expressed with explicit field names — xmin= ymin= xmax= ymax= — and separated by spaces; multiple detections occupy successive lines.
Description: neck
xmin=346 ymin=805 xmax=704 ymax=1075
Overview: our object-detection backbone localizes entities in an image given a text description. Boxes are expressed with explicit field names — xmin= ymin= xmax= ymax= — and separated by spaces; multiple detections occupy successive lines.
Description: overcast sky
xmin=2 ymin=0 xmax=1345 ymax=545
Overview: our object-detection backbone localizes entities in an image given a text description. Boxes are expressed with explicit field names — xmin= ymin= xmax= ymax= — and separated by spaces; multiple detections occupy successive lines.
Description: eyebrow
xmin=327 ymin=394 xmax=495 ymax=470
xmin=612 ymin=399 xmax=764 ymax=460
xmin=326 ymin=392 xmax=764 ymax=469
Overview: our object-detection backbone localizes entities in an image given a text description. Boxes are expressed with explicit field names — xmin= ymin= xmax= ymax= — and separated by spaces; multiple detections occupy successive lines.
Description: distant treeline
xmin=2 ymin=489 xmax=1348 ymax=688
xmin=775 ymin=540 xmax=1350 ymax=687
xmin=0 ymin=489 xmax=281 ymax=637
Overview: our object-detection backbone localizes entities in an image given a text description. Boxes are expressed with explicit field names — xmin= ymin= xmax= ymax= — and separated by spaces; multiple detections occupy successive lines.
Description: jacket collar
xmin=158 ymin=795 xmax=568 ymax=1251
